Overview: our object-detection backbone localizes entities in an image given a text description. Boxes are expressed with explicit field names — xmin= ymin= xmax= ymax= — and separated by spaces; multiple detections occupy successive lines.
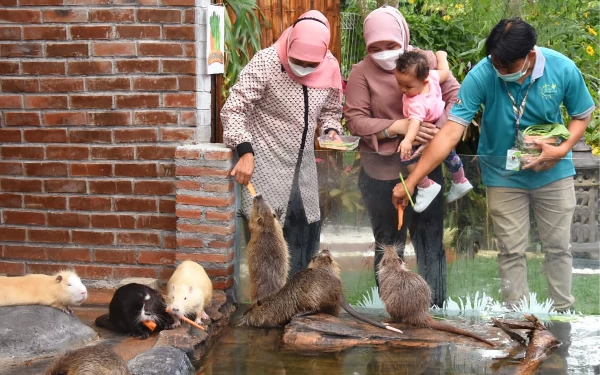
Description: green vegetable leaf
xmin=522 ymin=124 xmax=571 ymax=140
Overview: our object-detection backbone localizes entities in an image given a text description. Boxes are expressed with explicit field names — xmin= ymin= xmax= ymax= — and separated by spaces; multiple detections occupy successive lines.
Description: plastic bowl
xmin=522 ymin=136 xmax=558 ymax=150
xmin=317 ymin=135 xmax=360 ymax=151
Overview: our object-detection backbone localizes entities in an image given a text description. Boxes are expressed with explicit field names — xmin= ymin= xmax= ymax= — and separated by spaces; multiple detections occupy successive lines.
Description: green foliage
xmin=317 ymin=151 xmax=368 ymax=228
xmin=397 ymin=0 xmax=599 ymax=150
xmin=223 ymin=0 xmax=265 ymax=100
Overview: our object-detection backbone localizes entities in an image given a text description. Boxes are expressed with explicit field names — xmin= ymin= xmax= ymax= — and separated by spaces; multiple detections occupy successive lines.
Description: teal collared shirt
xmin=449 ymin=46 xmax=595 ymax=189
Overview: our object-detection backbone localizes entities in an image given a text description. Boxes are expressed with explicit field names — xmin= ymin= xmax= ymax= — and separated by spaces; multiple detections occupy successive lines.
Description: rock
xmin=155 ymin=327 xmax=208 ymax=356
xmin=154 ymin=291 xmax=236 ymax=362
xmin=127 ymin=346 xmax=193 ymax=375
xmin=282 ymin=313 xmax=506 ymax=352
xmin=0 ymin=306 xmax=98 ymax=361
xmin=119 ymin=278 xmax=160 ymax=291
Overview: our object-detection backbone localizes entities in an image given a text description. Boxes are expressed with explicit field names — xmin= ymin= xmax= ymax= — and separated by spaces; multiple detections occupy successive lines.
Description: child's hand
xmin=398 ymin=139 xmax=413 ymax=160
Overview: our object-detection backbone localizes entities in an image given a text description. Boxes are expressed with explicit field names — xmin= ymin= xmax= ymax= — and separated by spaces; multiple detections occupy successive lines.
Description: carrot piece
xmin=180 ymin=315 xmax=206 ymax=331
xmin=247 ymin=182 xmax=256 ymax=197
xmin=165 ymin=307 xmax=206 ymax=331
xmin=397 ymin=206 xmax=404 ymax=230
xmin=142 ymin=320 xmax=157 ymax=331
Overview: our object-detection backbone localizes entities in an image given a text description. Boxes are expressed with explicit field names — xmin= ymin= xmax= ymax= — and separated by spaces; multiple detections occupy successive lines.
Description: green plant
xmin=443 ymin=227 xmax=458 ymax=248
xmin=222 ymin=0 xmax=265 ymax=100
xmin=317 ymin=151 xmax=367 ymax=228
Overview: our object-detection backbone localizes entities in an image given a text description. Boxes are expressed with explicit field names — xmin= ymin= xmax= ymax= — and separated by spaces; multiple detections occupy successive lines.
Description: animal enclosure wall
xmin=234 ymin=149 xmax=600 ymax=316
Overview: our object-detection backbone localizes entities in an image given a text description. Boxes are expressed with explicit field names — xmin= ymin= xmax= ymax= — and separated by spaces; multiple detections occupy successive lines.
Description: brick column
xmin=175 ymin=143 xmax=235 ymax=291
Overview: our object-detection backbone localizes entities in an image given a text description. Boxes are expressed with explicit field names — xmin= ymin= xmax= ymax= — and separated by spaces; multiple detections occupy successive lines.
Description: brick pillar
xmin=175 ymin=143 xmax=235 ymax=291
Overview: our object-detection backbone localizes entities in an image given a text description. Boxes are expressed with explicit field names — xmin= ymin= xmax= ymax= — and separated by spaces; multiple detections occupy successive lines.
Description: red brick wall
xmin=0 ymin=2 xmax=198 ymax=281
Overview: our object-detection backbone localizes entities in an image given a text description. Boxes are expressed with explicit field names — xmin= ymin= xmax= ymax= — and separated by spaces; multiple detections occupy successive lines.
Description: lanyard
xmin=503 ymin=80 xmax=535 ymax=145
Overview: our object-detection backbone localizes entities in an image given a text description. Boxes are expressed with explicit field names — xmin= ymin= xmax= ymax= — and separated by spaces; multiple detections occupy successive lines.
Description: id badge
xmin=506 ymin=149 xmax=521 ymax=171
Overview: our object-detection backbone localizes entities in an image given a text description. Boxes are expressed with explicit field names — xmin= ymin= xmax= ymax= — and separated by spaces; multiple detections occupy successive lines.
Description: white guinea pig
xmin=166 ymin=260 xmax=213 ymax=326
xmin=0 ymin=270 xmax=88 ymax=314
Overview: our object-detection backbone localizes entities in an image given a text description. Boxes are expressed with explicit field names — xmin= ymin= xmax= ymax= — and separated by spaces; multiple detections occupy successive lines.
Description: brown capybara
xmin=378 ymin=244 xmax=496 ymax=346
xmin=247 ymin=194 xmax=290 ymax=302
xmin=45 ymin=345 xmax=131 ymax=375
xmin=242 ymin=249 xmax=403 ymax=335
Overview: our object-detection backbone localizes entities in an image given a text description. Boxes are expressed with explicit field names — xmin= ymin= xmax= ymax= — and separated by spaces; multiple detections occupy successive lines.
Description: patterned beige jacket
xmin=221 ymin=47 xmax=343 ymax=223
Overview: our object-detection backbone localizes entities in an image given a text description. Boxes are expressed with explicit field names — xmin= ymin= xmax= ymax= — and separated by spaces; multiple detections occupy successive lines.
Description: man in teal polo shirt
xmin=391 ymin=18 xmax=595 ymax=311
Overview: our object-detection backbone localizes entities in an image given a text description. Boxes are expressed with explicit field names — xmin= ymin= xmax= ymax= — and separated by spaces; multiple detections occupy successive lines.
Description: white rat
xmin=0 ymin=270 xmax=88 ymax=314
xmin=166 ymin=260 xmax=213 ymax=326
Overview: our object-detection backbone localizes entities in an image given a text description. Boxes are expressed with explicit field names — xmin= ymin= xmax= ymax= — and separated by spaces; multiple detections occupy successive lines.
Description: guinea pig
xmin=0 ymin=270 xmax=88 ymax=314
xmin=166 ymin=260 xmax=213 ymax=326
xmin=45 ymin=344 xmax=131 ymax=375
xmin=95 ymin=283 xmax=175 ymax=339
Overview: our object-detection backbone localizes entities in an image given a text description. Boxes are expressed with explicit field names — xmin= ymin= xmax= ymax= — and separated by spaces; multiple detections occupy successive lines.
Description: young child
xmin=395 ymin=50 xmax=473 ymax=212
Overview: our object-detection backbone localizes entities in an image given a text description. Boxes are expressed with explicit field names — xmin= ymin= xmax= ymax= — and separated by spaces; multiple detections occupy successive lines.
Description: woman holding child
xmin=344 ymin=6 xmax=465 ymax=306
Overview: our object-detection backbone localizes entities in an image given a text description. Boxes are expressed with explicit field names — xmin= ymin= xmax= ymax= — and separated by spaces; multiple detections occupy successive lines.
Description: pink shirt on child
xmin=402 ymin=70 xmax=445 ymax=123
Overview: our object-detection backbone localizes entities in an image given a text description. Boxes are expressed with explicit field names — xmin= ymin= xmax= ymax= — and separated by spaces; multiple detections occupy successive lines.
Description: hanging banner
xmin=206 ymin=5 xmax=225 ymax=74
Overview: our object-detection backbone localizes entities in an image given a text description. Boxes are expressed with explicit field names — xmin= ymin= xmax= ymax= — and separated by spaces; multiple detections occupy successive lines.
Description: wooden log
xmin=492 ymin=317 xmax=527 ymax=345
xmin=491 ymin=315 xmax=562 ymax=375
xmin=515 ymin=315 xmax=561 ymax=375
xmin=281 ymin=313 xmax=506 ymax=352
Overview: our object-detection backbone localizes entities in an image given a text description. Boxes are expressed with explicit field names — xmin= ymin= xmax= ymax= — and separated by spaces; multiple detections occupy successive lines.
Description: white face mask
xmin=288 ymin=59 xmax=317 ymax=77
xmin=370 ymin=48 xmax=403 ymax=71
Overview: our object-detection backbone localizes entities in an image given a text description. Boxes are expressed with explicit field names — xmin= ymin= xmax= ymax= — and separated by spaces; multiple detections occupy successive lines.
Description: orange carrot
xmin=397 ymin=206 xmax=404 ymax=230
xmin=247 ymin=182 xmax=257 ymax=197
xmin=142 ymin=320 xmax=157 ymax=331
xmin=180 ymin=315 xmax=206 ymax=331
xmin=165 ymin=307 xmax=206 ymax=331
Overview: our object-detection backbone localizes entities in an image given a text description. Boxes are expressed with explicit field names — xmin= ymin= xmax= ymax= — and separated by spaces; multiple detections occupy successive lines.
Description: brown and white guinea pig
xmin=45 ymin=344 xmax=131 ymax=375
xmin=95 ymin=283 xmax=175 ymax=339
xmin=166 ymin=260 xmax=213 ymax=326
xmin=0 ymin=270 xmax=87 ymax=314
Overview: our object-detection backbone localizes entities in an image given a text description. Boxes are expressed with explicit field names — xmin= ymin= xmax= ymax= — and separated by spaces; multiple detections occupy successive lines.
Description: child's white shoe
xmin=413 ymin=182 xmax=441 ymax=213
xmin=447 ymin=180 xmax=473 ymax=203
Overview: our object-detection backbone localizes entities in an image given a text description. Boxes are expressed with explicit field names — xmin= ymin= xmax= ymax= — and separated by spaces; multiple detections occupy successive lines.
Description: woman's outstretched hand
xmin=230 ymin=153 xmax=255 ymax=185
xmin=327 ymin=130 xmax=343 ymax=142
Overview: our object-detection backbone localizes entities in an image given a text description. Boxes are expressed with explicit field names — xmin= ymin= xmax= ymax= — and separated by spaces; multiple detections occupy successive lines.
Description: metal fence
xmin=340 ymin=12 xmax=365 ymax=79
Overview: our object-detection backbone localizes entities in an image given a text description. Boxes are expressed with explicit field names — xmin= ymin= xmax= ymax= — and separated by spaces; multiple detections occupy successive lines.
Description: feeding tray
xmin=318 ymin=135 xmax=360 ymax=151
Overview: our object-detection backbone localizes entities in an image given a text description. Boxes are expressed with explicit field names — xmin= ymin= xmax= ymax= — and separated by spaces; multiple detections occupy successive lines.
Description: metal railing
xmin=340 ymin=12 xmax=365 ymax=79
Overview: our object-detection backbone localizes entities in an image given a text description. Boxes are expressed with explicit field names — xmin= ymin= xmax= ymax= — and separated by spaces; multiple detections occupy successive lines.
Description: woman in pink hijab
xmin=221 ymin=10 xmax=343 ymax=277
xmin=344 ymin=6 xmax=460 ymax=307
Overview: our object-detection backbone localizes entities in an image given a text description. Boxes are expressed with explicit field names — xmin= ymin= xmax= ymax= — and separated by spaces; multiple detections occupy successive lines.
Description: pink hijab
xmin=273 ymin=10 xmax=343 ymax=92
xmin=363 ymin=6 xmax=412 ymax=52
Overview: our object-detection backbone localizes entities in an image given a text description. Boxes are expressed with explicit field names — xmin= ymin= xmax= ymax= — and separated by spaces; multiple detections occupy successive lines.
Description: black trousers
xmin=282 ymin=183 xmax=322 ymax=278
xmin=358 ymin=166 xmax=447 ymax=307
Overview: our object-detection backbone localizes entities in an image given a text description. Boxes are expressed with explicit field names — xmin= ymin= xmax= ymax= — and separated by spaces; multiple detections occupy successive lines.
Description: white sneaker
xmin=447 ymin=180 xmax=473 ymax=203
xmin=413 ymin=182 xmax=441 ymax=213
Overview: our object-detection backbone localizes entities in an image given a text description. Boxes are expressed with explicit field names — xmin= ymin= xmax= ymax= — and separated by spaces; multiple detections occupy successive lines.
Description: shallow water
xmin=197 ymin=309 xmax=600 ymax=375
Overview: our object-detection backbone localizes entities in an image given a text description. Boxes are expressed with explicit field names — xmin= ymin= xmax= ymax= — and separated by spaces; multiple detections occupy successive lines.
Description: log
xmin=281 ymin=313 xmax=505 ymax=352
xmin=515 ymin=315 xmax=561 ymax=375
xmin=492 ymin=317 xmax=527 ymax=345
xmin=490 ymin=315 xmax=561 ymax=375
